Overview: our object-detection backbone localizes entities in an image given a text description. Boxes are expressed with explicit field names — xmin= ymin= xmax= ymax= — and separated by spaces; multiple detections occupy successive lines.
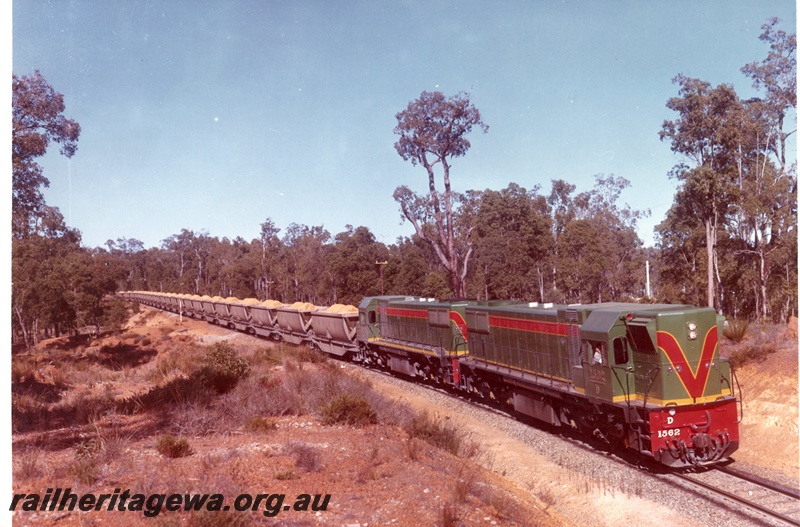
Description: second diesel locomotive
xmin=120 ymin=292 xmax=742 ymax=468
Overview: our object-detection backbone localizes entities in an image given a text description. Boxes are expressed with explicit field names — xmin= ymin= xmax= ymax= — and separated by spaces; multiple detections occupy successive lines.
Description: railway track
xmin=671 ymin=464 xmax=800 ymax=526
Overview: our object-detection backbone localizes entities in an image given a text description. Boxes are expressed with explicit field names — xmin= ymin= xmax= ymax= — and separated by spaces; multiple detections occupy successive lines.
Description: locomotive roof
xmin=359 ymin=296 xmax=712 ymax=318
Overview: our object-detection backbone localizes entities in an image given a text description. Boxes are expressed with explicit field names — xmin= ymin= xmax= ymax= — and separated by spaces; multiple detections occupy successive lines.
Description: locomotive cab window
xmin=368 ymin=310 xmax=377 ymax=324
xmin=613 ymin=337 xmax=629 ymax=365
xmin=586 ymin=340 xmax=607 ymax=366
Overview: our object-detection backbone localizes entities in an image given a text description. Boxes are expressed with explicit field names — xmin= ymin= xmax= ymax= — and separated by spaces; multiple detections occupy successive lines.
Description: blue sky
xmin=12 ymin=0 xmax=797 ymax=249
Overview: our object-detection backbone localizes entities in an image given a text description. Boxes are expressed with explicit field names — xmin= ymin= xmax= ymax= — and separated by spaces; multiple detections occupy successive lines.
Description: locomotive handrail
xmin=732 ymin=365 xmax=743 ymax=425
xmin=610 ymin=365 xmax=632 ymax=407
xmin=642 ymin=365 xmax=660 ymax=408
xmin=451 ymin=335 xmax=468 ymax=357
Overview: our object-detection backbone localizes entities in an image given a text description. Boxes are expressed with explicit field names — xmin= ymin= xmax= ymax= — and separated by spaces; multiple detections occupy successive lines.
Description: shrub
xmin=198 ymin=342 xmax=250 ymax=393
xmin=13 ymin=451 xmax=45 ymax=481
xmin=69 ymin=458 xmax=99 ymax=484
xmin=723 ymin=319 xmax=749 ymax=343
xmin=244 ymin=416 xmax=277 ymax=433
xmin=403 ymin=411 xmax=463 ymax=456
xmin=101 ymin=296 xmax=130 ymax=330
xmin=250 ymin=346 xmax=283 ymax=367
xmin=11 ymin=357 xmax=38 ymax=384
xmin=286 ymin=441 xmax=322 ymax=472
xmin=729 ymin=344 xmax=777 ymax=369
xmin=320 ymin=394 xmax=377 ymax=426
xmin=156 ymin=435 xmax=192 ymax=458
xmin=295 ymin=346 xmax=327 ymax=364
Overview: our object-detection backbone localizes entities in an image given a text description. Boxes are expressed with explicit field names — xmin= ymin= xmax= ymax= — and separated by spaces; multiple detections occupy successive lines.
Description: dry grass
xmin=11 ymin=307 xmax=537 ymax=527
xmin=319 ymin=393 xmax=377 ymax=425
xmin=155 ymin=435 xmax=193 ymax=458
xmin=285 ymin=441 xmax=322 ymax=472
xmin=723 ymin=319 xmax=750 ymax=343
xmin=720 ymin=322 xmax=792 ymax=368
xmin=402 ymin=411 xmax=475 ymax=457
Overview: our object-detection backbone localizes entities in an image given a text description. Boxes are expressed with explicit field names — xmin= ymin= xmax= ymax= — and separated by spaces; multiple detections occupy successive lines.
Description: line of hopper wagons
xmin=119 ymin=291 xmax=741 ymax=468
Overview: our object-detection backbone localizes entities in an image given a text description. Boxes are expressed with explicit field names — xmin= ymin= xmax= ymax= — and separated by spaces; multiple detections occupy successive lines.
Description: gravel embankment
xmin=349 ymin=364 xmax=797 ymax=527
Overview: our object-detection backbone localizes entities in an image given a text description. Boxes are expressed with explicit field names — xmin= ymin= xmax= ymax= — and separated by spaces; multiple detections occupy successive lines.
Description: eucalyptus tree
xmin=383 ymin=236 xmax=439 ymax=298
xmin=741 ymin=17 xmax=797 ymax=175
xmin=469 ymin=183 xmax=552 ymax=301
xmin=105 ymin=237 xmax=146 ymax=290
xmin=543 ymin=175 xmax=647 ymax=303
xmin=12 ymin=71 xmax=80 ymax=238
xmin=206 ymin=236 xmax=256 ymax=298
xmin=738 ymin=17 xmax=797 ymax=321
xmin=254 ymin=218 xmax=282 ymax=299
xmin=655 ymin=194 xmax=708 ymax=307
xmin=328 ymin=226 xmax=389 ymax=305
xmin=12 ymin=219 xmax=81 ymax=347
xmin=729 ymin=98 xmax=796 ymax=320
xmin=393 ymin=91 xmax=488 ymax=297
xmin=160 ymin=229 xmax=211 ymax=294
xmin=659 ymin=76 xmax=743 ymax=310
xmin=281 ymin=223 xmax=332 ymax=304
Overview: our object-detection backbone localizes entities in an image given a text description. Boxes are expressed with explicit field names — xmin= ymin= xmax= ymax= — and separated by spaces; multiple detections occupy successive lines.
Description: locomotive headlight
xmin=668 ymin=408 xmax=676 ymax=416
xmin=687 ymin=322 xmax=698 ymax=340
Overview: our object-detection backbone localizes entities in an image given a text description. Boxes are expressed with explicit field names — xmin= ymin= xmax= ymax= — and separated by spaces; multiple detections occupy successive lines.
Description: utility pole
xmin=646 ymin=260 xmax=651 ymax=299
xmin=376 ymin=261 xmax=388 ymax=295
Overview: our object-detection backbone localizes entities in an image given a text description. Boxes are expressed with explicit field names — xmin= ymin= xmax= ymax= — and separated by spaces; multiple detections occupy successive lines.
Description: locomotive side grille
xmin=379 ymin=300 xmax=388 ymax=338
xmin=566 ymin=308 xmax=582 ymax=367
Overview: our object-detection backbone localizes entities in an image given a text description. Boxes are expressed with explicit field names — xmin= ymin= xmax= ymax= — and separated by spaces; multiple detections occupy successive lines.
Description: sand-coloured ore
xmin=324 ymin=304 xmax=359 ymax=314
xmin=288 ymin=301 xmax=317 ymax=311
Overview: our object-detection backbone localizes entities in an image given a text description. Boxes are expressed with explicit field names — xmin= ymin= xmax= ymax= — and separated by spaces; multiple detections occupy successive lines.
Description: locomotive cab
xmin=575 ymin=304 xmax=740 ymax=466
xmin=579 ymin=308 xmax=635 ymax=404
xmin=622 ymin=307 xmax=739 ymax=465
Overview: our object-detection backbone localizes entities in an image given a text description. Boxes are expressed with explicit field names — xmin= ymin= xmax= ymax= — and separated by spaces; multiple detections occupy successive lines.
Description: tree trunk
xmin=705 ymin=218 xmax=715 ymax=309
xmin=15 ymin=304 xmax=30 ymax=350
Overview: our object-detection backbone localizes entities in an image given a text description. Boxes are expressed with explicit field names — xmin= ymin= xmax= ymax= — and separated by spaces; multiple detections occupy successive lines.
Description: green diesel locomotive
xmin=356 ymin=296 xmax=740 ymax=467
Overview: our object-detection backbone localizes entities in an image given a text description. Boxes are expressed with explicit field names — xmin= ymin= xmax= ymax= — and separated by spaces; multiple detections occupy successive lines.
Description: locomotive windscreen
xmin=627 ymin=324 xmax=657 ymax=354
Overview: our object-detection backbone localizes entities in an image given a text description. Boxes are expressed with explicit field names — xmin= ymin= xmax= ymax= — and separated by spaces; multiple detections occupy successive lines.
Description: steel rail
xmin=674 ymin=472 xmax=800 ymax=526
xmin=714 ymin=464 xmax=800 ymax=500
